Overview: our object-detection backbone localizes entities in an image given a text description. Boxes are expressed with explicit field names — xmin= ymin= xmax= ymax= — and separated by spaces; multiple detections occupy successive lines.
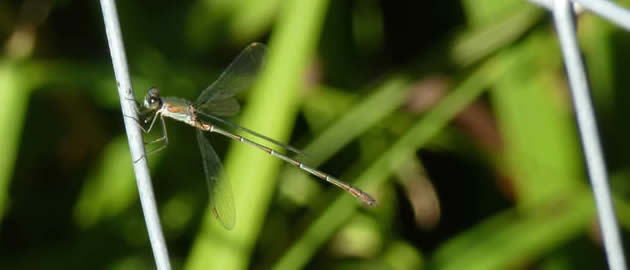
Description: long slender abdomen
xmin=204 ymin=123 xmax=377 ymax=206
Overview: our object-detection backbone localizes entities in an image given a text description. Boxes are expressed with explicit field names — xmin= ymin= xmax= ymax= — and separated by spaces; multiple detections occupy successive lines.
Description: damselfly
xmin=137 ymin=43 xmax=376 ymax=230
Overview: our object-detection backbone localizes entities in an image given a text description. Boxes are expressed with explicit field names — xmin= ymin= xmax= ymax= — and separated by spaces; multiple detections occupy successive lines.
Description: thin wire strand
xmin=574 ymin=0 xmax=630 ymax=32
xmin=99 ymin=1 xmax=172 ymax=269
xmin=552 ymin=1 xmax=627 ymax=269
xmin=529 ymin=0 xmax=630 ymax=30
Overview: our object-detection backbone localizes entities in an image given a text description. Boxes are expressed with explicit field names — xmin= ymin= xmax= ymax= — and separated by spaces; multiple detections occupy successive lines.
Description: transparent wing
xmin=201 ymin=97 xmax=240 ymax=117
xmin=196 ymin=129 xmax=236 ymax=230
xmin=194 ymin=43 xmax=267 ymax=115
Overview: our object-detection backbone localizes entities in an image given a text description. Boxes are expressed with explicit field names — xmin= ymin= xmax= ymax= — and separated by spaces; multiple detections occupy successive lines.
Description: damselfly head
xmin=143 ymin=87 xmax=162 ymax=110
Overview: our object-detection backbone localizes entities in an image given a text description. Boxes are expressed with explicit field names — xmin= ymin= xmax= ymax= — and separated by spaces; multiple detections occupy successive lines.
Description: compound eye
xmin=143 ymin=87 xmax=162 ymax=110
xmin=149 ymin=87 xmax=160 ymax=98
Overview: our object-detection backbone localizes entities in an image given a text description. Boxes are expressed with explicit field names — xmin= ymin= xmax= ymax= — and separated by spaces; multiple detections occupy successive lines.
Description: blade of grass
xmin=185 ymin=0 xmax=236 ymax=51
xmin=0 ymin=12 xmax=42 ymax=225
xmin=73 ymin=136 xmax=134 ymax=227
xmin=0 ymin=61 xmax=30 ymax=222
xmin=428 ymin=187 xmax=596 ymax=270
xmin=184 ymin=0 xmax=331 ymax=269
xmin=303 ymin=76 xmax=411 ymax=165
xmin=461 ymin=0 xmax=533 ymax=27
xmin=382 ymin=240 xmax=424 ymax=270
xmin=491 ymin=30 xmax=583 ymax=206
xmin=230 ymin=0 xmax=283 ymax=42
xmin=73 ymin=136 xmax=161 ymax=227
xmin=450 ymin=4 xmax=543 ymax=67
xmin=301 ymin=85 xmax=359 ymax=132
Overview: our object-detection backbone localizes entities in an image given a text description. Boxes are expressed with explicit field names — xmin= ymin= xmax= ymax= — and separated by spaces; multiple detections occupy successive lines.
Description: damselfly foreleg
xmin=133 ymin=114 xmax=169 ymax=163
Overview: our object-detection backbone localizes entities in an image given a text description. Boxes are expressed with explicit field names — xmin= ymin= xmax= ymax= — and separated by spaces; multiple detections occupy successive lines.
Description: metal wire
xmin=528 ymin=0 xmax=629 ymax=269
xmin=574 ymin=0 xmax=630 ymax=31
xmin=99 ymin=1 xmax=172 ymax=269
xmin=529 ymin=0 xmax=630 ymax=32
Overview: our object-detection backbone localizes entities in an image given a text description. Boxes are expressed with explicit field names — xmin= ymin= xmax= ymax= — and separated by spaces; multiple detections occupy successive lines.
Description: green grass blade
xmin=0 ymin=61 xmax=31 ymax=222
xmin=450 ymin=5 xmax=543 ymax=67
xmin=303 ymin=76 xmax=411 ymax=165
xmin=230 ymin=0 xmax=282 ymax=42
xmin=492 ymin=30 xmax=582 ymax=206
xmin=382 ymin=240 xmax=424 ymax=270
xmin=429 ymin=188 xmax=596 ymax=270
xmin=73 ymin=136 xmax=150 ymax=227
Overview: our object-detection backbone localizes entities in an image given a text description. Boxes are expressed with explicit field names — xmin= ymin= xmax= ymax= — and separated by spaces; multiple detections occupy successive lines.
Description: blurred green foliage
xmin=1 ymin=0 xmax=630 ymax=270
